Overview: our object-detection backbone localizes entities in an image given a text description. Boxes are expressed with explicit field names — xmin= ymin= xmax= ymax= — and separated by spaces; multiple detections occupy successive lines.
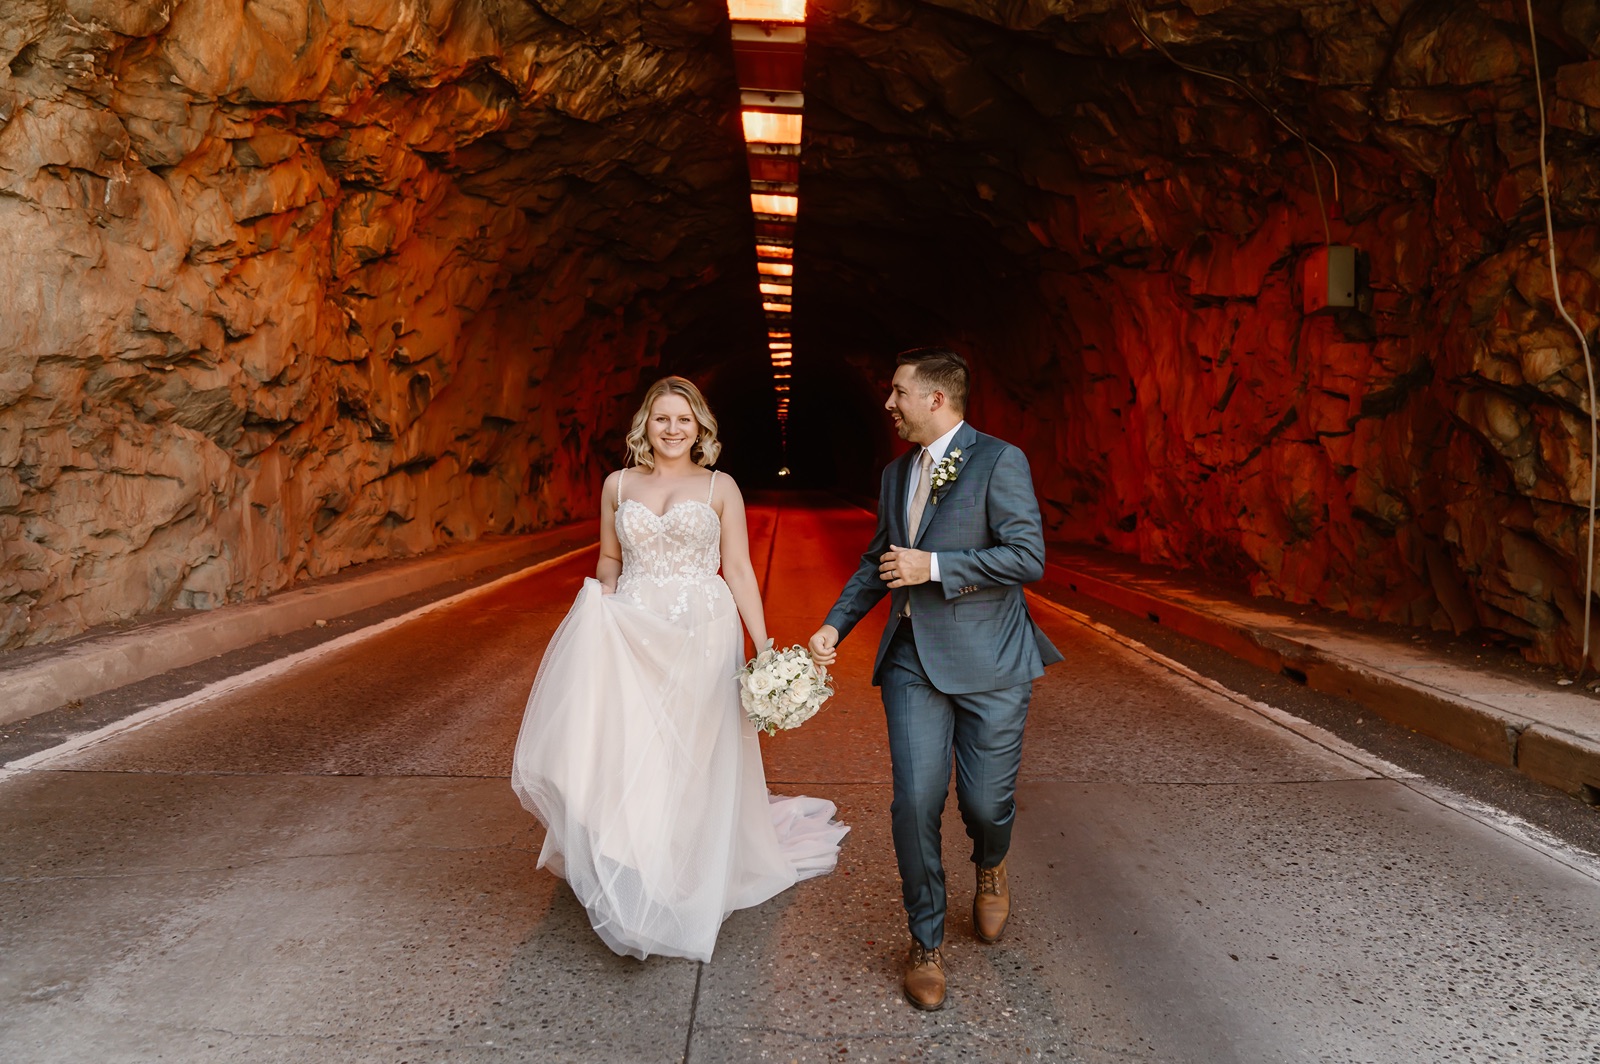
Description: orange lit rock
xmin=0 ymin=1 xmax=744 ymax=647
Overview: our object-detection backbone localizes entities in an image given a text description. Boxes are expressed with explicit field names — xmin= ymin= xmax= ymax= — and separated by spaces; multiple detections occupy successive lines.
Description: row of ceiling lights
xmin=728 ymin=1 xmax=805 ymax=440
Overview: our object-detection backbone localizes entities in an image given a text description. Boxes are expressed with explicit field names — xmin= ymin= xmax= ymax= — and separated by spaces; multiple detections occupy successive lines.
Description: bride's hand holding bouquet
xmin=740 ymin=641 xmax=834 ymax=736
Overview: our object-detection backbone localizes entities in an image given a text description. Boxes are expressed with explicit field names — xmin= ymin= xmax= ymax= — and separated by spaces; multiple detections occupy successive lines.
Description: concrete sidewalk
xmin=0 ymin=522 xmax=597 ymax=727
xmin=1034 ymin=545 xmax=1600 ymax=805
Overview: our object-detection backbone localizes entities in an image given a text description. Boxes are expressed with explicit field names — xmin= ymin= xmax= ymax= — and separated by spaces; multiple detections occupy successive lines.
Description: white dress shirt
xmin=905 ymin=421 xmax=964 ymax=583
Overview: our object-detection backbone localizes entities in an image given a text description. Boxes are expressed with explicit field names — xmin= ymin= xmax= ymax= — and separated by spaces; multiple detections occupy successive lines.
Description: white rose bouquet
xmin=739 ymin=642 xmax=834 ymax=736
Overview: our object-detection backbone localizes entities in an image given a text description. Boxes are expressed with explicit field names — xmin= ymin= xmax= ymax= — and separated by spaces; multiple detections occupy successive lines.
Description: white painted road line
xmin=1029 ymin=591 xmax=1600 ymax=885
xmin=1 ymin=544 xmax=597 ymax=780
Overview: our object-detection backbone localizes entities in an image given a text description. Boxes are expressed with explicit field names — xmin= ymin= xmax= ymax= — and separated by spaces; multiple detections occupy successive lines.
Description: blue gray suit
xmin=824 ymin=422 xmax=1062 ymax=947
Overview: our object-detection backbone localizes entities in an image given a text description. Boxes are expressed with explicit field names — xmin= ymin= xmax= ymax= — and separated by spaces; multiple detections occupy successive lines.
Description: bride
xmin=511 ymin=375 xmax=849 ymax=962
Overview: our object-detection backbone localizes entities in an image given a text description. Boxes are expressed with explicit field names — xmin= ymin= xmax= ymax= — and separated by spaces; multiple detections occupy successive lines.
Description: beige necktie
xmin=902 ymin=449 xmax=933 ymax=617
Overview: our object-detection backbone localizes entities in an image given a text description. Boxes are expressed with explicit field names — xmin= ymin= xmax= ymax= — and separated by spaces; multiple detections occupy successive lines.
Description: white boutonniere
xmin=929 ymin=448 xmax=963 ymax=502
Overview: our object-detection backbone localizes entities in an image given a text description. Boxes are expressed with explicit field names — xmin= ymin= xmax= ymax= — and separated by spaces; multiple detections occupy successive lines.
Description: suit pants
xmin=881 ymin=618 xmax=1032 ymax=949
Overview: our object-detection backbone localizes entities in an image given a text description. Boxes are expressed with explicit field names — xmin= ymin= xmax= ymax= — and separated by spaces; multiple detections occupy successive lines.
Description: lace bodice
xmin=613 ymin=471 xmax=725 ymax=620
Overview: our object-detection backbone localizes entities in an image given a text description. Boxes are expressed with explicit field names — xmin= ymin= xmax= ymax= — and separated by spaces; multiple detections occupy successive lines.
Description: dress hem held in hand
xmin=511 ymin=494 xmax=847 ymax=963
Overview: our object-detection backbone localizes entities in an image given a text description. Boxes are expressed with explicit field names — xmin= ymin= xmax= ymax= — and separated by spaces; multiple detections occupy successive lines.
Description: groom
xmin=808 ymin=347 xmax=1061 ymax=1011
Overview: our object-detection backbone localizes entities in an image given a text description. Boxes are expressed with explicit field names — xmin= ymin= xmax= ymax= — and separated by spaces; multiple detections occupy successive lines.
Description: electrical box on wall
xmin=1302 ymin=245 xmax=1358 ymax=315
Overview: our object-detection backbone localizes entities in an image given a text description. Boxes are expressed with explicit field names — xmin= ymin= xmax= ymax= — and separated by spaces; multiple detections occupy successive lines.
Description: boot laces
xmin=910 ymin=944 xmax=943 ymax=970
xmin=977 ymin=864 xmax=1003 ymax=896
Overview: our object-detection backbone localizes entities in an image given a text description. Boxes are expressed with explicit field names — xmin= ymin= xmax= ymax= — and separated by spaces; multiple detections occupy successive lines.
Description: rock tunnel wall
xmin=4 ymin=0 xmax=1600 ymax=674
xmin=0 ymin=1 xmax=749 ymax=648
xmin=1032 ymin=3 xmax=1600 ymax=671
xmin=799 ymin=0 xmax=1600 ymax=670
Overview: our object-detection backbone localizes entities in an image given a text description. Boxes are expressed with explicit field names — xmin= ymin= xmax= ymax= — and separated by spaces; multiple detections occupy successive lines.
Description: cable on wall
xmin=1125 ymin=0 xmax=1338 ymax=246
xmin=1526 ymin=0 xmax=1599 ymax=677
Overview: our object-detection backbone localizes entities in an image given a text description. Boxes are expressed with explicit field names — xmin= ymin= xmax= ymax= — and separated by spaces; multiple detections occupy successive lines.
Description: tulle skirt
xmin=511 ymin=577 xmax=848 ymax=962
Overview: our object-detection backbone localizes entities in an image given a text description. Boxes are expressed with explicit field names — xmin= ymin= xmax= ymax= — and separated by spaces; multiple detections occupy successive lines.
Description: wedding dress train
xmin=511 ymin=471 xmax=848 ymax=961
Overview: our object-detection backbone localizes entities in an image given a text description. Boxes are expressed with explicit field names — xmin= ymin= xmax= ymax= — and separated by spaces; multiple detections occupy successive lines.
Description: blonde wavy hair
xmin=624 ymin=376 xmax=721 ymax=470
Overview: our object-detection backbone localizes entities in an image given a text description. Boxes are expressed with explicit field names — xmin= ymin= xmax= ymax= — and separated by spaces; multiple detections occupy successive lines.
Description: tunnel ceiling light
xmin=730 ymin=0 xmax=809 ymax=444
xmin=742 ymin=111 xmax=802 ymax=145
xmin=751 ymin=193 xmax=799 ymax=216
xmin=728 ymin=0 xmax=804 ymax=21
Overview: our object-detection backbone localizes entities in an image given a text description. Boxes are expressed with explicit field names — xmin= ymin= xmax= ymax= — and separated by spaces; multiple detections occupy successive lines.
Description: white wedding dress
xmin=511 ymin=470 xmax=848 ymax=962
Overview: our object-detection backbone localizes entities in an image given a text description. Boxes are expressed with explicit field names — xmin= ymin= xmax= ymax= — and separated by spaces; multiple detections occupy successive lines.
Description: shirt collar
xmin=922 ymin=421 xmax=965 ymax=466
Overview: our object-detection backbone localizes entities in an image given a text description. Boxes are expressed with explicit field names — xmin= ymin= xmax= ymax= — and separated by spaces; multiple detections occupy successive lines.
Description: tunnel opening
xmin=2 ymin=1 xmax=1599 ymax=676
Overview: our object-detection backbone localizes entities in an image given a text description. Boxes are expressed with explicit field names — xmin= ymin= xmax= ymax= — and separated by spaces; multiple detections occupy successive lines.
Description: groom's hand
xmin=880 ymin=545 xmax=931 ymax=588
xmin=808 ymin=624 xmax=840 ymax=667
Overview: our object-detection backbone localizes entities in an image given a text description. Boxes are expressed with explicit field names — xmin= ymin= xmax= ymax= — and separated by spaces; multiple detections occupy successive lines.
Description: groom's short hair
xmin=897 ymin=347 xmax=969 ymax=414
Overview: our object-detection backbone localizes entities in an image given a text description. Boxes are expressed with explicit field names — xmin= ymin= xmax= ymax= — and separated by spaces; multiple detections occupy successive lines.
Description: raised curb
xmin=0 ymin=523 xmax=597 ymax=726
xmin=1036 ymin=556 xmax=1600 ymax=803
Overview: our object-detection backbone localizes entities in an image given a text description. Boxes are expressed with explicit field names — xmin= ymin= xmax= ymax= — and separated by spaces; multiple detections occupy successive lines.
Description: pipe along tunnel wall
xmin=2 ymin=1 xmax=1600 ymax=673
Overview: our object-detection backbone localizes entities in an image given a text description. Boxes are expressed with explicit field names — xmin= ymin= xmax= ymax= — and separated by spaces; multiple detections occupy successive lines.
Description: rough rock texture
xmin=0 ymin=0 xmax=753 ymax=645
xmin=792 ymin=0 xmax=1600 ymax=670
xmin=4 ymin=0 xmax=1600 ymax=672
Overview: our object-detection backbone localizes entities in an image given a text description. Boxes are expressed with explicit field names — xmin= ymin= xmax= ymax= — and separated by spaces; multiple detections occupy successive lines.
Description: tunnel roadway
xmin=2 ymin=495 xmax=1599 ymax=1063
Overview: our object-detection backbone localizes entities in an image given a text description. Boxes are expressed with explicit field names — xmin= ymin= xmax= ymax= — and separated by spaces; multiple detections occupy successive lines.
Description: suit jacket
xmin=824 ymin=423 xmax=1063 ymax=694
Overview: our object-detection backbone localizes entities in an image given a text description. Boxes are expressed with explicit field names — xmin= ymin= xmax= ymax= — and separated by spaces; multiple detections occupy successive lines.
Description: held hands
xmin=808 ymin=624 xmax=840 ymax=667
xmin=808 ymin=544 xmax=930 ymax=668
xmin=879 ymin=545 xmax=931 ymax=588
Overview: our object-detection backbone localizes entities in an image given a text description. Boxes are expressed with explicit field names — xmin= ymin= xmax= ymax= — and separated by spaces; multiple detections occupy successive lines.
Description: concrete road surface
xmin=3 ymin=496 xmax=1598 ymax=1063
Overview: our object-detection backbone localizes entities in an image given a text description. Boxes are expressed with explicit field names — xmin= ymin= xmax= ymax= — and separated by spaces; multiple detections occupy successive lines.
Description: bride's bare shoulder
xmin=709 ymin=469 xmax=745 ymax=504
xmin=601 ymin=469 xmax=629 ymax=502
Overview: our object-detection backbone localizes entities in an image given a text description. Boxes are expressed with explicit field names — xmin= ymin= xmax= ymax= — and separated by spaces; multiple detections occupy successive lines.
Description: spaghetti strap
xmin=706 ymin=470 xmax=718 ymax=503
xmin=617 ymin=468 xmax=625 ymax=502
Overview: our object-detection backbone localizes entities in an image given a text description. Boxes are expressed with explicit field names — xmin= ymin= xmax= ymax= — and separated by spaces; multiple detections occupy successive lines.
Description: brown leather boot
xmin=903 ymin=943 xmax=946 ymax=1010
xmin=973 ymin=859 xmax=1010 ymax=943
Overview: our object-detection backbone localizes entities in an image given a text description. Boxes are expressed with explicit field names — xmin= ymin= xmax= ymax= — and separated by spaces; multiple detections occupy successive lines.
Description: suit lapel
xmin=911 ymin=422 xmax=979 ymax=547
